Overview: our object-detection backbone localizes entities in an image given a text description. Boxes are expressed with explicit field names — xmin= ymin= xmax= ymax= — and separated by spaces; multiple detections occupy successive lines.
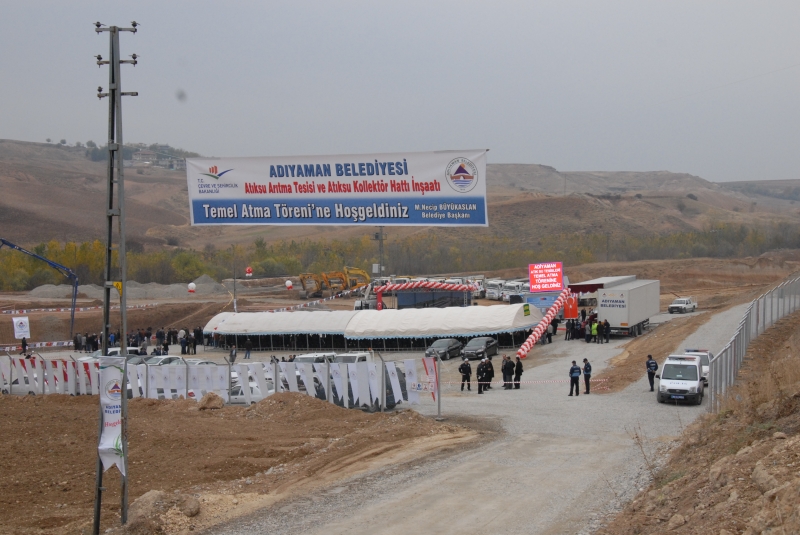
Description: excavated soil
xmin=599 ymin=311 xmax=800 ymax=535
xmin=0 ymin=392 xmax=472 ymax=535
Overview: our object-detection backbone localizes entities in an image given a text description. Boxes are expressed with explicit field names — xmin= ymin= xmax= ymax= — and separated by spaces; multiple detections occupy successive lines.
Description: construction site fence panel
xmin=707 ymin=276 xmax=800 ymax=413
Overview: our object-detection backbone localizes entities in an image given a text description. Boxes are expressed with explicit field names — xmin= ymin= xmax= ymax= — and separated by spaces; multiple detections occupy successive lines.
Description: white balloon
xmin=188 ymin=282 xmax=196 ymax=292
xmin=285 ymin=280 xmax=293 ymax=289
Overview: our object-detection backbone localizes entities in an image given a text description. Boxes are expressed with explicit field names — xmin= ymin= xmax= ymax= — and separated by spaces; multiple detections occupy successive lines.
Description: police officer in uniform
xmin=458 ymin=358 xmax=472 ymax=391
xmin=477 ymin=358 xmax=487 ymax=394
xmin=646 ymin=354 xmax=659 ymax=392
xmin=569 ymin=360 xmax=582 ymax=396
xmin=582 ymin=358 xmax=592 ymax=394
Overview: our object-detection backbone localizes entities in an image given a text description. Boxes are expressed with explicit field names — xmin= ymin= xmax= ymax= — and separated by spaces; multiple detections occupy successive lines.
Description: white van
xmin=683 ymin=349 xmax=712 ymax=385
xmin=486 ymin=280 xmax=505 ymax=300
xmin=656 ymin=355 xmax=704 ymax=405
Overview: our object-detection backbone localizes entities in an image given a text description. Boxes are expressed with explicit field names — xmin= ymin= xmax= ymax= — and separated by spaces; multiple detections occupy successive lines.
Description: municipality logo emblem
xmin=202 ymin=165 xmax=233 ymax=180
xmin=106 ymin=380 xmax=122 ymax=400
xmin=445 ymin=158 xmax=478 ymax=193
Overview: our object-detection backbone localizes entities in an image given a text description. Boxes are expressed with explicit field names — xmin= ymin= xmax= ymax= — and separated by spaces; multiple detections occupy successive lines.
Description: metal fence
xmin=707 ymin=275 xmax=800 ymax=412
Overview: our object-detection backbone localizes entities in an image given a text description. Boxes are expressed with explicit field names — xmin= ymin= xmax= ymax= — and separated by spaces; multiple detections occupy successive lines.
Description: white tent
xmin=204 ymin=310 xmax=360 ymax=335
xmin=344 ymin=304 xmax=540 ymax=339
xmin=203 ymin=304 xmax=540 ymax=339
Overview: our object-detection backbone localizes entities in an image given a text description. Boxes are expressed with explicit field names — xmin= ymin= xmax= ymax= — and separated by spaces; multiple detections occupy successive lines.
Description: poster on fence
xmin=98 ymin=357 xmax=126 ymax=475
xmin=186 ymin=149 xmax=488 ymax=227
xmin=12 ymin=316 xmax=30 ymax=339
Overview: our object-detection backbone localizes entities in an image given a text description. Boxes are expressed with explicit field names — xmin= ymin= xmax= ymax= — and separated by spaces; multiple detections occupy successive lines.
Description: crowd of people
xmin=457 ymin=354 xmax=523 ymax=393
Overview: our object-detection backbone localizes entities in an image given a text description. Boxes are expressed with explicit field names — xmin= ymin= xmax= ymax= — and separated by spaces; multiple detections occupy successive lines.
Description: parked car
xmin=461 ymin=337 xmax=499 ymax=360
xmin=656 ymin=355 xmax=704 ymax=405
xmin=144 ymin=356 xmax=183 ymax=366
xmin=425 ymin=338 xmax=463 ymax=360
xmin=229 ymin=382 xmax=265 ymax=405
xmin=89 ymin=347 xmax=142 ymax=358
xmin=183 ymin=358 xmax=218 ymax=366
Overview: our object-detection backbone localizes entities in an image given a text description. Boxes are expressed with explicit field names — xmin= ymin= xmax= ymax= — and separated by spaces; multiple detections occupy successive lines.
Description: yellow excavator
xmin=321 ymin=271 xmax=348 ymax=292
xmin=344 ymin=266 xmax=370 ymax=291
xmin=298 ymin=267 xmax=371 ymax=299
xmin=298 ymin=273 xmax=325 ymax=298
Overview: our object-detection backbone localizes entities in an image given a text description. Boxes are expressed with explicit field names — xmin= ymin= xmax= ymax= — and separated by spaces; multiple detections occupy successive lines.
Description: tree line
xmin=1 ymin=222 xmax=799 ymax=291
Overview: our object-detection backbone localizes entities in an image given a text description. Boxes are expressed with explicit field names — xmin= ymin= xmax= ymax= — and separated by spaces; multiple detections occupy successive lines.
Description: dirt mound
xmin=0 ymin=391 xmax=467 ymax=535
xmin=193 ymin=274 xmax=217 ymax=285
xmin=599 ymin=311 xmax=800 ymax=535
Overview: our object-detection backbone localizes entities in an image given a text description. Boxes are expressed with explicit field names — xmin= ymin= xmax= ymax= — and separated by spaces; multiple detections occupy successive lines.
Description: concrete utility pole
xmin=93 ymin=20 xmax=139 ymax=535
xmin=372 ymin=226 xmax=386 ymax=276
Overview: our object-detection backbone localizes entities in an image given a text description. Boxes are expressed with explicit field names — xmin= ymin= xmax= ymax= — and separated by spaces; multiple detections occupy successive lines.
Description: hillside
xmin=2 ymin=139 xmax=798 ymax=251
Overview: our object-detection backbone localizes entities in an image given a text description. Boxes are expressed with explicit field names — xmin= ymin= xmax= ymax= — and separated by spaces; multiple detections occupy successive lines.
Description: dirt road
xmin=212 ymin=304 xmax=749 ymax=535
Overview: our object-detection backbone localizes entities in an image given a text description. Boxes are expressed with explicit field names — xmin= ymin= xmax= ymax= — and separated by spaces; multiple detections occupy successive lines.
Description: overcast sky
xmin=1 ymin=1 xmax=799 ymax=182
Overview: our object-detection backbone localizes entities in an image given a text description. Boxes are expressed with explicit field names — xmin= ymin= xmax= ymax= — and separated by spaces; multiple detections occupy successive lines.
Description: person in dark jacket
xmin=476 ymin=359 xmax=487 ymax=394
xmin=569 ymin=360 xmax=582 ymax=396
xmin=458 ymin=359 xmax=472 ymax=391
xmin=19 ymin=337 xmax=27 ymax=355
xmin=583 ymin=358 xmax=592 ymax=394
xmin=604 ymin=320 xmax=611 ymax=343
xmin=485 ymin=356 xmax=495 ymax=389
xmin=514 ymin=356 xmax=523 ymax=389
xmin=646 ymin=354 xmax=659 ymax=392
xmin=502 ymin=355 xmax=515 ymax=389
xmin=244 ymin=338 xmax=253 ymax=360
xmin=564 ymin=319 xmax=572 ymax=341
xmin=596 ymin=321 xmax=604 ymax=344
xmin=229 ymin=344 xmax=237 ymax=364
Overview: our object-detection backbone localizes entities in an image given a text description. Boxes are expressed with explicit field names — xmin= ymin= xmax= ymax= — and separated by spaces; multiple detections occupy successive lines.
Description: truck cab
xmin=656 ymin=355 xmax=704 ymax=405
xmin=486 ymin=279 xmax=505 ymax=300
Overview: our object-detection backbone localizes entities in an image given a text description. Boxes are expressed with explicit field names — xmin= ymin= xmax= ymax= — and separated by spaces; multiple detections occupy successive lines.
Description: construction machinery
xmin=344 ymin=266 xmax=370 ymax=291
xmin=298 ymin=273 xmax=325 ymax=298
xmin=0 ymin=238 xmax=79 ymax=338
xmin=297 ymin=267 xmax=371 ymax=299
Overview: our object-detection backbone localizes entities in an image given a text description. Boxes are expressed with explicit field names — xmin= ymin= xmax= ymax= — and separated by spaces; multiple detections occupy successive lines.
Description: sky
xmin=1 ymin=1 xmax=799 ymax=183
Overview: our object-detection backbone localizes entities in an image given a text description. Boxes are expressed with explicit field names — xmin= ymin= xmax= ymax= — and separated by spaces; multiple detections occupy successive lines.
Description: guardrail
xmin=707 ymin=275 xmax=800 ymax=412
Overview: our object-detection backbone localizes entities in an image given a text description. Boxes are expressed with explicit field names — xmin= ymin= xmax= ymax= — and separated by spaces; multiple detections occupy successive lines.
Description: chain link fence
xmin=707 ymin=275 xmax=800 ymax=412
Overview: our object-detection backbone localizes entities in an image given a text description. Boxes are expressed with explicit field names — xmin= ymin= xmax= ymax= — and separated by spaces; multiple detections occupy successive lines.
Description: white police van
xmin=656 ymin=355 xmax=704 ymax=405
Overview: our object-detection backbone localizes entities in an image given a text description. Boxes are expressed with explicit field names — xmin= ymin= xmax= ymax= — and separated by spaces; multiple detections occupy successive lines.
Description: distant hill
xmin=1 ymin=138 xmax=798 ymax=250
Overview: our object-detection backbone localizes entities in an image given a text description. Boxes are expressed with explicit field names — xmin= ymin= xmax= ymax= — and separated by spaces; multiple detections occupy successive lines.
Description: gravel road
xmin=208 ymin=303 xmax=749 ymax=535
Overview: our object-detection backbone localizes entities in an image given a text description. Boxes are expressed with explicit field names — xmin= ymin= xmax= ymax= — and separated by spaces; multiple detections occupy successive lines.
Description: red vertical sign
xmin=528 ymin=262 xmax=564 ymax=293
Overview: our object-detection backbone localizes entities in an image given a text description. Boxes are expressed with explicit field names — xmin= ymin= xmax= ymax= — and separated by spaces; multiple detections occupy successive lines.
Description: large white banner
xmin=98 ymin=357 xmax=126 ymax=475
xmin=12 ymin=317 xmax=30 ymax=339
xmin=186 ymin=149 xmax=488 ymax=226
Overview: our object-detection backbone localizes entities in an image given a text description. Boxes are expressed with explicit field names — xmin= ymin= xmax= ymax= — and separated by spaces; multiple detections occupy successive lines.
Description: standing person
xmin=585 ymin=321 xmax=591 ymax=343
xmin=569 ymin=360 xmax=582 ymax=396
xmin=244 ymin=338 xmax=253 ymax=360
xmin=581 ymin=308 xmax=587 ymax=322
xmin=501 ymin=355 xmax=513 ymax=389
xmin=74 ymin=332 xmax=81 ymax=352
xmin=546 ymin=323 xmax=553 ymax=344
xmin=458 ymin=358 xmax=472 ymax=391
xmin=582 ymin=358 xmax=592 ymax=394
xmin=485 ymin=356 xmax=495 ymax=389
xmin=19 ymin=337 xmax=27 ymax=355
xmin=646 ymin=355 xmax=659 ymax=392
xmin=603 ymin=320 xmax=611 ymax=343
xmin=596 ymin=320 xmax=604 ymax=344
xmin=564 ymin=319 xmax=572 ymax=341
xmin=514 ymin=356 xmax=523 ymax=389
xmin=591 ymin=321 xmax=598 ymax=343
xmin=229 ymin=344 xmax=237 ymax=364
xmin=476 ymin=358 xmax=487 ymax=394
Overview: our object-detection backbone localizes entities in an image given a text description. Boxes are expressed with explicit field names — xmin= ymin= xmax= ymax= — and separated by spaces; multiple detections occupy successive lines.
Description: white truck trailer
xmin=596 ymin=279 xmax=660 ymax=336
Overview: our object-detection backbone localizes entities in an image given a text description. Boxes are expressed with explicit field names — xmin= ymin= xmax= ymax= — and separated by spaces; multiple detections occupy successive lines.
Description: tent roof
xmin=205 ymin=304 xmax=541 ymax=339
xmin=344 ymin=304 xmax=540 ymax=339
xmin=204 ymin=310 xmax=360 ymax=335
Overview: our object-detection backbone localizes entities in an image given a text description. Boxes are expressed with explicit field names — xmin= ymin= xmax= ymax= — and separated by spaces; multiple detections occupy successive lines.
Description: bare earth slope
xmin=3 ymin=139 xmax=799 ymax=250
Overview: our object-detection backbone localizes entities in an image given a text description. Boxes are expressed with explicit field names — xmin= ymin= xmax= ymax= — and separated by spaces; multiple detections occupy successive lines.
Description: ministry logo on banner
xmin=98 ymin=357 xmax=126 ymax=475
